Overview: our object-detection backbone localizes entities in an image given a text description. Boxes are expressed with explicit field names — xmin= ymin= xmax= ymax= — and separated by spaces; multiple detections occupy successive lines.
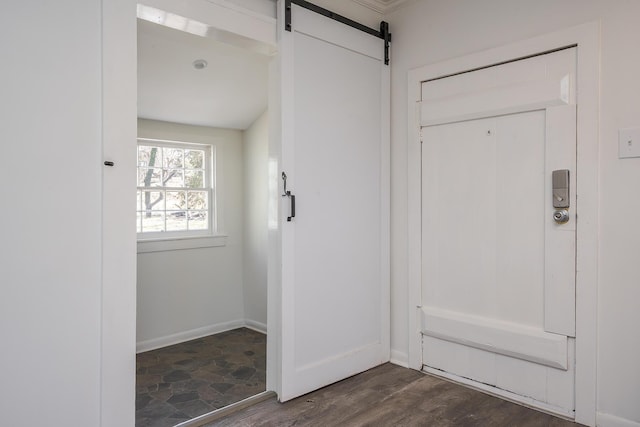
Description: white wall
xmin=225 ymin=0 xmax=382 ymax=28
xmin=228 ymin=0 xmax=276 ymax=17
xmin=243 ymin=111 xmax=270 ymax=330
xmin=386 ymin=1 xmax=640 ymax=425
xmin=136 ymin=119 xmax=246 ymax=350
xmin=309 ymin=0 xmax=383 ymax=28
xmin=0 ymin=1 xmax=103 ymax=426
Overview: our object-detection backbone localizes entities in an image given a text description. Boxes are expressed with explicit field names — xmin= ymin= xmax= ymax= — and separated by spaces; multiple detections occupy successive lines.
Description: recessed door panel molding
xmin=420 ymin=307 xmax=568 ymax=370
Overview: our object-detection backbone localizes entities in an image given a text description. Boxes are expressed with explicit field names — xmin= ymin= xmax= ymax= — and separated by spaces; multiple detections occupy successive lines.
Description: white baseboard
xmin=137 ymin=319 xmax=245 ymax=353
xmin=244 ymin=319 xmax=267 ymax=334
xmin=390 ymin=349 xmax=409 ymax=368
xmin=597 ymin=413 xmax=640 ymax=427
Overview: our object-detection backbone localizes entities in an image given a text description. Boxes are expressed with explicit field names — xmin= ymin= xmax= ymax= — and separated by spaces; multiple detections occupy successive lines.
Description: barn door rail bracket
xmin=284 ymin=0 xmax=392 ymax=65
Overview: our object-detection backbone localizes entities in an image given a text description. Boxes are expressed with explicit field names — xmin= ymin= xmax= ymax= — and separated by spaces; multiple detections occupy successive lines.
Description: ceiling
xmin=352 ymin=0 xmax=411 ymax=14
xmin=136 ymin=0 xmax=410 ymax=130
xmin=137 ymin=18 xmax=270 ymax=130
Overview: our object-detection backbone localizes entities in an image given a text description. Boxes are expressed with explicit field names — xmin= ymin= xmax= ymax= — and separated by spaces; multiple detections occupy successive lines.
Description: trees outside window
xmin=137 ymin=139 xmax=214 ymax=237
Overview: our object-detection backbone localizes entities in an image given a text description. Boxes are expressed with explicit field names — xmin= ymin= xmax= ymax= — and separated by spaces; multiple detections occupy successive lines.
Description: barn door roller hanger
xmin=284 ymin=0 xmax=392 ymax=65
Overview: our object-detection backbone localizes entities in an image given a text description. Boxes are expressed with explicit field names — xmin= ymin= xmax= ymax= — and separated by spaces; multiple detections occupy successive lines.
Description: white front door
xmin=276 ymin=1 xmax=390 ymax=401
xmin=420 ymin=48 xmax=577 ymax=415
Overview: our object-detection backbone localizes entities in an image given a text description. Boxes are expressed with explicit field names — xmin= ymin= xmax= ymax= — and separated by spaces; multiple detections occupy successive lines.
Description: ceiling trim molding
xmin=349 ymin=0 xmax=411 ymax=15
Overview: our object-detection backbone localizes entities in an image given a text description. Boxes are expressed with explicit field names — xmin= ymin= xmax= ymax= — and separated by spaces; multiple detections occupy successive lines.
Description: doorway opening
xmin=134 ymin=11 xmax=273 ymax=426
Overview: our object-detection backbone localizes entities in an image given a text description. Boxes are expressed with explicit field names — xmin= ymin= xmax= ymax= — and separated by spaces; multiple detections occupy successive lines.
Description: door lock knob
xmin=553 ymin=209 xmax=570 ymax=224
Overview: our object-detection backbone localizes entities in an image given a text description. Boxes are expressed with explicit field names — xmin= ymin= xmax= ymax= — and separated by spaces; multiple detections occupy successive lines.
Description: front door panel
xmin=420 ymin=48 xmax=577 ymax=414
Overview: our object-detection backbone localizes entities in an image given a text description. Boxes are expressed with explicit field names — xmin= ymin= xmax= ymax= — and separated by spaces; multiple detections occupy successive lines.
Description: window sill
xmin=137 ymin=234 xmax=228 ymax=254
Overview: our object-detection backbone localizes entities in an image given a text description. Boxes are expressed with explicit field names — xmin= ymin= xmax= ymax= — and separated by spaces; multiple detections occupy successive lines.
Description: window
xmin=137 ymin=138 xmax=214 ymax=239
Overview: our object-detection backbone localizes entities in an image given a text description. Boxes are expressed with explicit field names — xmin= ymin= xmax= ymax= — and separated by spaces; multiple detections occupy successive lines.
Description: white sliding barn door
xmin=277 ymin=1 xmax=390 ymax=401
xmin=420 ymin=48 xmax=577 ymax=415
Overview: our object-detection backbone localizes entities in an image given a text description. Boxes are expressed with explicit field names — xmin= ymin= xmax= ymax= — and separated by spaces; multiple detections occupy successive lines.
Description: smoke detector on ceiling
xmin=192 ymin=59 xmax=208 ymax=70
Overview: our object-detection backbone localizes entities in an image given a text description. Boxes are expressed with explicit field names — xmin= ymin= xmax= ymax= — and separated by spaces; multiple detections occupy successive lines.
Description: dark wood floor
xmin=207 ymin=363 xmax=581 ymax=427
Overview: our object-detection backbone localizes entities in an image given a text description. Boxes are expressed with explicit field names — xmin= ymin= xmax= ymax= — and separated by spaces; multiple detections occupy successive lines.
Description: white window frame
xmin=136 ymin=137 xmax=226 ymax=253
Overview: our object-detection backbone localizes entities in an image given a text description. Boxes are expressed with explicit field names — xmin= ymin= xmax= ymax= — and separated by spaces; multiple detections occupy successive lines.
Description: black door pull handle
xmin=282 ymin=171 xmax=296 ymax=222
xmin=288 ymin=194 xmax=295 ymax=222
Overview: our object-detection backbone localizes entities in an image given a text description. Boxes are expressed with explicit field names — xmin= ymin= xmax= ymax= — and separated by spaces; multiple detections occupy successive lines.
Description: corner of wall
xmin=390 ymin=349 xmax=409 ymax=368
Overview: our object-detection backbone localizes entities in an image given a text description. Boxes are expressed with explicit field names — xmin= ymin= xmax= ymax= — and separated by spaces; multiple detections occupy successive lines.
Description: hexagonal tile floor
xmin=136 ymin=328 xmax=266 ymax=427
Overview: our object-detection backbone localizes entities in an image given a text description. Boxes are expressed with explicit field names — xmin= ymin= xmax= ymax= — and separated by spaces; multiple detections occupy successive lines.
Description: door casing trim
xmin=101 ymin=1 xmax=278 ymax=424
xmin=407 ymin=21 xmax=599 ymax=426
